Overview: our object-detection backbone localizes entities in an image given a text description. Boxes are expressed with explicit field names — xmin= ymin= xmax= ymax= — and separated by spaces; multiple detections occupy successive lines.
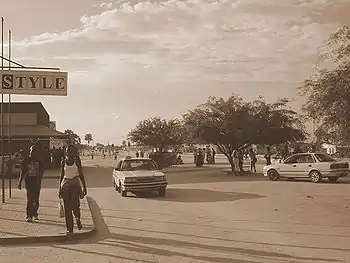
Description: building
xmin=0 ymin=102 xmax=67 ymax=154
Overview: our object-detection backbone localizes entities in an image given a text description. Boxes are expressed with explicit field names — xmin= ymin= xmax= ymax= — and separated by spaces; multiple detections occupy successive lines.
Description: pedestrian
xmin=233 ymin=150 xmax=240 ymax=172
xmin=249 ymin=148 xmax=257 ymax=173
xmin=238 ymin=149 xmax=244 ymax=172
xmin=140 ymin=150 xmax=144 ymax=158
xmin=58 ymin=144 xmax=87 ymax=235
xmin=18 ymin=144 xmax=45 ymax=222
xmin=211 ymin=148 xmax=216 ymax=164
xmin=264 ymin=146 xmax=272 ymax=165
xmin=193 ymin=149 xmax=197 ymax=164
xmin=136 ymin=151 xmax=139 ymax=158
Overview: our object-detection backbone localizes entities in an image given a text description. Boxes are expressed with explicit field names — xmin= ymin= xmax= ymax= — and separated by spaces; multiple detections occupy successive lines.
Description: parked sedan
xmin=112 ymin=157 xmax=168 ymax=197
xmin=263 ymin=152 xmax=350 ymax=183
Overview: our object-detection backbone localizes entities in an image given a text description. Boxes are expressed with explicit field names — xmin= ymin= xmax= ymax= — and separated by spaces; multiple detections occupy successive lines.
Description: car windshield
xmin=314 ymin=153 xmax=335 ymax=162
xmin=121 ymin=160 xmax=157 ymax=171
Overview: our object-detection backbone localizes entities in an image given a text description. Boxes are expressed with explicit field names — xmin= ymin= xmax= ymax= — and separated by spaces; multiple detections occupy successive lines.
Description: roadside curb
xmin=0 ymin=197 xmax=96 ymax=246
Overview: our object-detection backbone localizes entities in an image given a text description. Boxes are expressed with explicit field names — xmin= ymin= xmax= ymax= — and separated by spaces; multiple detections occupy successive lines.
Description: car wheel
xmin=113 ymin=179 xmax=118 ymax=191
xmin=309 ymin=170 xmax=322 ymax=183
xmin=159 ymin=188 xmax=166 ymax=197
xmin=267 ymin=169 xmax=279 ymax=181
xmin=328 ymin=176 xmax=339 ymax=182
xmin=121 ymin=190 xmax=127 ymax=197
xmin=117 ymin=180 xmax=121 ymax=193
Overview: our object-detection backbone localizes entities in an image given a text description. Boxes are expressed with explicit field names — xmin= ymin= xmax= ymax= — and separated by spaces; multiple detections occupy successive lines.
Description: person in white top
xmin=58 ymin=144 xmax=87 ymax=235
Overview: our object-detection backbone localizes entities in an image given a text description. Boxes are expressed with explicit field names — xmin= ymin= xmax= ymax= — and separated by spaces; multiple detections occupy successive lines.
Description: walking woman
xmin=59 ymin=144 xmax=87 ymax=235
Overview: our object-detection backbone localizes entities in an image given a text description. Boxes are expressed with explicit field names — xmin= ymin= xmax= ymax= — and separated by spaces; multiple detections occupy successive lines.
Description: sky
xmin=0 ymin=0 xmax=349 ymax=144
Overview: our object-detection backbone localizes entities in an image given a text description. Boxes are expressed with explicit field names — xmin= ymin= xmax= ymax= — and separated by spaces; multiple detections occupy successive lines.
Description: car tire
xmin=159 ymin=188 xmax=166 ymax=197
xmin=117 ymin=180 xmax=121 ymax=193
xmin=328 ymin=176 xmax=339 ymax=182
xmin=309 ymin=170 xmax=322 ymax=183
xmin=267 ymin=169 xmax=279 ymax=181
xmin=113 ymin=180 xmax=118 ymax=191
xmin=121 ymin=190 xmax=127 ymax=197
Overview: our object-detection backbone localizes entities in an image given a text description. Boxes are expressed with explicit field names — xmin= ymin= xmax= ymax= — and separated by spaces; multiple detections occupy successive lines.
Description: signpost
xmin=0 ymin=16 xmax=68 ymax=203
xmin=1 ymin=70 xmax=67 ymax=96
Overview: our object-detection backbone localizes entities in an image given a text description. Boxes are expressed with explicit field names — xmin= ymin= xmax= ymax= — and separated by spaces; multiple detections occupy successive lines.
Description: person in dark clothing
xmin=212 ymin=148 xmax=216 ymax=164
xmin=264 ymin=146 xmax=272 ymax=165
xmin=18 ymin=144 xmax=45 ymax=222
xmin=59 ymin=144 xmax=87 ymax=235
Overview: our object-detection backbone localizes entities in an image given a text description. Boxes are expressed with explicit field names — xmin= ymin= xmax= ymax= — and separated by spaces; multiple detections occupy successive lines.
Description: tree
xmin=121 ymin=140 xmax=127 ymax=147
xmin=300 ymin=25 xmax=350 ymax=145
xmin=64 ymin=129 xmax=81 ymax=145
xmin=183 ymin=95 xmax=306 ymax=171
xmin=128 ymin=117 xmax=185 ymax=151
xmin=84 ymin=133 xmax=93 ymax=145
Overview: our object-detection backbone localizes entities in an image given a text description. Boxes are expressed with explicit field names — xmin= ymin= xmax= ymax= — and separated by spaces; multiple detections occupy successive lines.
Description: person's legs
xmin=33 ymin=180 xmax=42 ymax=219
xmin=25 ymin=186 xmax=35 ymax=221
xmin=71 ymin=185 xmax=82 ymax=230
xmin=61 ymin=187 xmax=74 ymax=233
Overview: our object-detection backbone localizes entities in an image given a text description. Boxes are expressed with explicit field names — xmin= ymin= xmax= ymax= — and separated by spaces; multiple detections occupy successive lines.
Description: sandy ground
xmin=0 ymin=158 xmax=350 ymax=263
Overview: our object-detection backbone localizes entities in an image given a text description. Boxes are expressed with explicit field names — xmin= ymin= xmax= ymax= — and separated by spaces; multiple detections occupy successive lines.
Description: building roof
xmin=0 ymin=125 xmax=67 ymax=138
xmin=0 ymin=102 xmax=48 ymax=115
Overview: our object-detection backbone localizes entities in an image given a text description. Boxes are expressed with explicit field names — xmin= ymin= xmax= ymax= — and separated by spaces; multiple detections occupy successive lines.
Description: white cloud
xmin=9 ymin=0 xmax=349 ymax=85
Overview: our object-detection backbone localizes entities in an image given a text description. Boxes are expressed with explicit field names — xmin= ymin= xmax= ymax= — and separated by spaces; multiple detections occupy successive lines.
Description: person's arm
xmin=59 ymin=160 xmax=65 ymax=185
xmin=76 ymin=157 xmax=87 ymax=194
xmin=18 ymin=159 xmax=27 ymax=189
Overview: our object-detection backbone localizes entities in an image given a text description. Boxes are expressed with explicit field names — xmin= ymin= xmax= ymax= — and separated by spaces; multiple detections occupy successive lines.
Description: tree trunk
xmin=215 ymin=143 xmax=235 ymax=172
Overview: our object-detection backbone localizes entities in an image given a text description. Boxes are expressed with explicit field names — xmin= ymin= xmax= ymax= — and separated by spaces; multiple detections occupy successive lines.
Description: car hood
xmin=121 ymin=170 xmax=164 ymax=177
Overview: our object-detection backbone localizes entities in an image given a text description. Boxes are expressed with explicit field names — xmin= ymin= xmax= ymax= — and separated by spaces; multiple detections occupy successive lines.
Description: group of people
xmin=193 ymin=147 xmax=216 ymax=166
xmin=17 ymin=143 xmax=88 ymax=235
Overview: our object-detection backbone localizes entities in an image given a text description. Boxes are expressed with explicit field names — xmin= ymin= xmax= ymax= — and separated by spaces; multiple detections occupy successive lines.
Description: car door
xmin=294 ymin=154 xmax=316 ymax=178
xmin=278 ymin=154 xmax=300 ymax=177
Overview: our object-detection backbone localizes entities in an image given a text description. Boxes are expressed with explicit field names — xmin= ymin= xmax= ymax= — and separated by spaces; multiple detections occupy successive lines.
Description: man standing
xmin=264 ymin=146 xmax=272 ymax=166
xmin=18 ymin=144 xmax=44 ymax=222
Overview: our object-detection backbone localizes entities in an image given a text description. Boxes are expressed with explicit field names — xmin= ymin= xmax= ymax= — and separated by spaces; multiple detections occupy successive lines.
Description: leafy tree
xmin=64 ymin=129 xmax=81 ymax=145
xmin=128 ymin=117 xmax=185 ymax=152
xmin=121 ymin=140 xmax=127 ymax=147
xmin=300 ymin=25 xmax=350 ymax=145
xmin=183 ymin=95 xmax=306 ymax=171
xmin=84 ymin=133 xmax=93 ymax=145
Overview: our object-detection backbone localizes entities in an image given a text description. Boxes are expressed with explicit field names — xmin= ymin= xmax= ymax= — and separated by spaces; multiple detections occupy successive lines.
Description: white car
xmin=112 ymin=157 xmax=168 ymax=197
xmin=263 ymin=152 xmax=350 ymax=183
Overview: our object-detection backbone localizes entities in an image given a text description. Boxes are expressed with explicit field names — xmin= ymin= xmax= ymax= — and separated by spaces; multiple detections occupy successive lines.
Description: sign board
xmin=0 ymin=70 xmax=67 ymax=96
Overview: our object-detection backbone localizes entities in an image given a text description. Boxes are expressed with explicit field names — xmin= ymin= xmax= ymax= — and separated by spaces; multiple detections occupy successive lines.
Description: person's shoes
xmin=66 ymin=231 xmax=74 ymax=235
xmin=34 ymin=216 xmax=39 ymax=220
xmin=76 ymin=218 xmax=82 ymax=230
xmin=26 ymin=217 xmax=33 ymax=222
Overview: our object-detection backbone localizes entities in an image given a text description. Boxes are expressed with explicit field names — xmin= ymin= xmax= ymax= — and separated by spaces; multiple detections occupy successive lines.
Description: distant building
xmin=0 ymin=102 xmax=67 ymax=154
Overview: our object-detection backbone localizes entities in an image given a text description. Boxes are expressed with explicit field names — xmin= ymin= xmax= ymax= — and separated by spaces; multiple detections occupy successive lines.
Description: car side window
xmin=284 ymin=155 xmax=299 ymax=164
xmin=298 ymin=154 xmax=315 ymax=163
xmin=116 ymin=161 xmax=122 ymax=170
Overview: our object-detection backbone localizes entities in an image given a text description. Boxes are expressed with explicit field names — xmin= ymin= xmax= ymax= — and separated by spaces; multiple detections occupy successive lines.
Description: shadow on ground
xmin=81 ymin=197 xmax=342 ymax=263
xmin=9 ymin=197 xmax=343 ymax=263
xmin=126 ymin=188 xmax=265 ymax=203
